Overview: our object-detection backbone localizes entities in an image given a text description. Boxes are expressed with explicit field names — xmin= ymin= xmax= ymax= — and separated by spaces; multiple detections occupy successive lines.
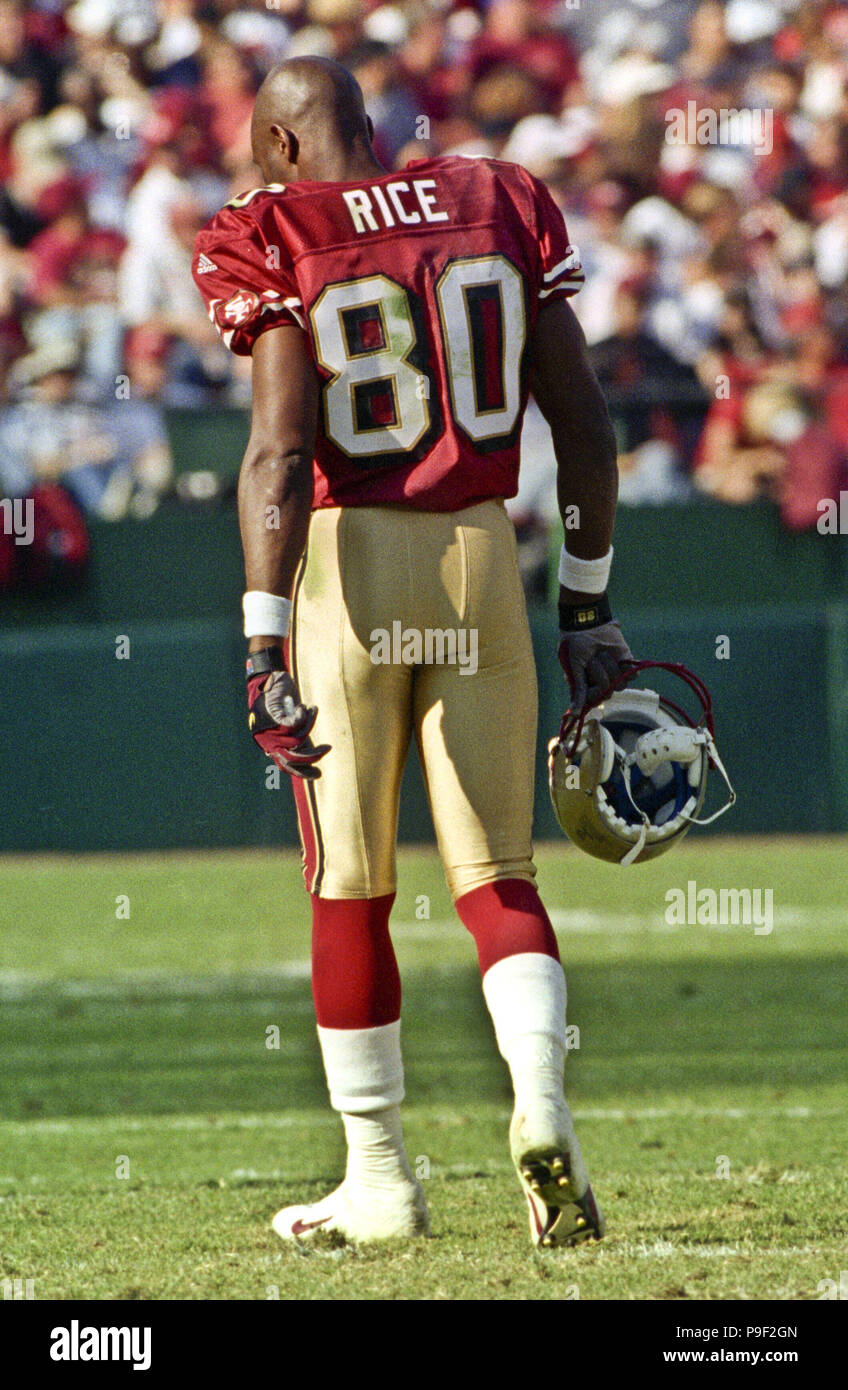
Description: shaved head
xmin=251 ymin=57 xmax=380 ymax=185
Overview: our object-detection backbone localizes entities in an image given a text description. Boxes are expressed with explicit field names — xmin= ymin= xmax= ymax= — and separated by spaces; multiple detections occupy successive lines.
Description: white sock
xmin=342 ymin=1107 xmax=414 ymax=1192
xmin=317 ymin=1020 xmax=405 ymax=1111
xmin=317 ymin=1020 xmax=414 ymax=1193
xmin=482 ymin=952 xmax=568 ymax=1111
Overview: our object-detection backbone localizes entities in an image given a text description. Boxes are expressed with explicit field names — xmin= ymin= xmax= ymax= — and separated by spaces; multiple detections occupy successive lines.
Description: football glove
xmin=247 ymin=668 xmax=331 ymax=780
xmin=558 ymin=618 xmax=635 ymax=712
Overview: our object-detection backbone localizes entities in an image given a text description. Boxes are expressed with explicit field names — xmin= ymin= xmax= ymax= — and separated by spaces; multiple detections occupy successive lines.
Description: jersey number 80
xmin=308 ymin=254 xmax=526 ymax=460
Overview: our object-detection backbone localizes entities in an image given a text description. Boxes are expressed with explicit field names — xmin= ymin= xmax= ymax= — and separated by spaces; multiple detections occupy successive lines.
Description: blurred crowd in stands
xmin=1 ymin=0 xmax=847 ymax=562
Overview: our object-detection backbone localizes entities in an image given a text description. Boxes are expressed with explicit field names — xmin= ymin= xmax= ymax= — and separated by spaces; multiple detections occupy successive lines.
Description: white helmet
xmin=548 ymin=662 xmax=735 ymax=867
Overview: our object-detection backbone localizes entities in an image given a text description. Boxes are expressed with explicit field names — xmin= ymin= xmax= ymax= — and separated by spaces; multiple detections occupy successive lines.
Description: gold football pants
xmin=289 ymin=499 xmax=538 ymax=900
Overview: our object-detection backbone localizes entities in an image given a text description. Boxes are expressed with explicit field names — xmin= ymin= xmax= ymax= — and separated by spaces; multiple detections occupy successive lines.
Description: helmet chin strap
xmin=614 ymin=733 xmax=734 ymax=861
xmin=682 ymin=731 xmax=737 ymax=825
xmin=617 ymin=750 xmax=650 ymax=867
xmin=556 ymin=660 xmax=737 ymax=866
xmin=615 ymin=726 xmax=737 ymax=866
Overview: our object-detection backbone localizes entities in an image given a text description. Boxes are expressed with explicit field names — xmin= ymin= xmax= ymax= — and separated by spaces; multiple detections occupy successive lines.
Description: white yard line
xmin=0 ymin=1103 xmax=841 ymax=1139
xmin=392 ymin=908 xmax=839 ymax=937
xmin=1 ymin=905 xmax=842 ymax=1000
xmin=0 ymin=964 xmax=312 ymax=1001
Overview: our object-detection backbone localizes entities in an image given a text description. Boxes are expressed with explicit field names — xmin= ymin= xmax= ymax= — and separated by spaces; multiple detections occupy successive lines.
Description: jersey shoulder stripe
xmin=225 ymin=183 xmax=287 ymax=210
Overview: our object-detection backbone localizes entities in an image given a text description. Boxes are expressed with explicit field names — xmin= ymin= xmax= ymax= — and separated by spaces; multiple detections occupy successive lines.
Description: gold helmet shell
xmin=548 ymin=664 xmax=735 ymax=867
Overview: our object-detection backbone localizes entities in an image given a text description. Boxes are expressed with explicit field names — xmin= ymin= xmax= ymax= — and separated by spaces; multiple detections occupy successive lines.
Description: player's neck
xmin=304 ymin=139 xmax=386 ymax=185
xmin=333 ymin=158 xmax=387 ymax=183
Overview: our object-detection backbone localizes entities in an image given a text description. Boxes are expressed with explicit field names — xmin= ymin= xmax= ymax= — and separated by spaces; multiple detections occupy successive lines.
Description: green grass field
xmin=1 ymin=838 xmax=846 ymax=1301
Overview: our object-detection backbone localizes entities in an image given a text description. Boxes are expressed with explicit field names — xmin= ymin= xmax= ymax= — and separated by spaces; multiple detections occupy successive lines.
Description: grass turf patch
xmin=1 ymin=839 xmax=846 ymax=1300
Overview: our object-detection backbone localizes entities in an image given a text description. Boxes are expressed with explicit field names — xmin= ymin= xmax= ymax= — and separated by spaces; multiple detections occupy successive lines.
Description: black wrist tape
xmin=245 ymin=647 xmax=286 ymax=681
xmin=558 ymin=592 xmax=613 ymax=632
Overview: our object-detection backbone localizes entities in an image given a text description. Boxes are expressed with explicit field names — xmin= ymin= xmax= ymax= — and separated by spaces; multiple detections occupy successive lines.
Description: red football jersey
xmin=193 ymin=156 xmax=582 ymax=511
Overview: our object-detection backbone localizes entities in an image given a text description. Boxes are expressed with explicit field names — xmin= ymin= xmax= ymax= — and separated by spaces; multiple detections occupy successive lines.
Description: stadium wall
xmin=1 ymin=496 xmax=845 ymax=852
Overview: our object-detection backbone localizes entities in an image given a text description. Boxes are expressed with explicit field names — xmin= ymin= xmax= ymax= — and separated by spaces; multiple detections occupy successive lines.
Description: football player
xmin=193 ymin=56 xmax=633 ymax=1248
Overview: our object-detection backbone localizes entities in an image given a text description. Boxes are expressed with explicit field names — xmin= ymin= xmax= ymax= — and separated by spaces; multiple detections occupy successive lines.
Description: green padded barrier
xmin=0 ymin=509 xmax=246 ymax=628
xmin=0 ymin=621 xmax=272 ymax=852
xmin=0 ymin=605 xmax=840 ymax=852
xmin=530 ymin=604 xmax=836 ymax=838
xmin=552 ymin=499 xmax=847 ymax=609
xmin=165 ymin=408 xmax=249 ymax=483
xmin=824 ymin=603 xmax=848 ymax=833
xmin=2 ymin=499 xmax=846 ymax=631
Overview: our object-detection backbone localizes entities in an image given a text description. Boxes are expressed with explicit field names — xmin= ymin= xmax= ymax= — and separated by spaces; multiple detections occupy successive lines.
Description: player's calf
xmin=456 ymin=908 xmax=606 ymax=1249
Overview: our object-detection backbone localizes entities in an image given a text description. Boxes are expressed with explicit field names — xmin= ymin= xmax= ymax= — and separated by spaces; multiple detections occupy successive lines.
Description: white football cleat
xmin=272 ymin=1179 xmax=430 ymax=1244
xmin=510 ymin=1103 xmax=605 ymax=1249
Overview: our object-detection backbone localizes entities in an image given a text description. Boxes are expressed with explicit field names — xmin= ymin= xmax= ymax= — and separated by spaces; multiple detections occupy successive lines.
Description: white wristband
xmin=242 ymin=590 xmax=292 ymax=638
xmin=558 ymin=545 xmax=613 ymax=594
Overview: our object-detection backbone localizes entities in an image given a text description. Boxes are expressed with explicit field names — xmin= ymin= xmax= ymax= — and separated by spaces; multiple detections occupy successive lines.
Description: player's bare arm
xmin=239 ymin=320 xmax=330 ymax=779
xmin=529 ymin=296 xmax=617 ymax=594
xmin=239 ymin=321 xmax=318 ymax=649
xmin=529 ymin=296 xmax=635 ymax=708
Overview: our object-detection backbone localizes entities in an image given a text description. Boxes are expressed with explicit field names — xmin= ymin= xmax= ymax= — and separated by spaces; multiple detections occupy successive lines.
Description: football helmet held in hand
xmin=548 ymin=661 xmax=735 ymax=866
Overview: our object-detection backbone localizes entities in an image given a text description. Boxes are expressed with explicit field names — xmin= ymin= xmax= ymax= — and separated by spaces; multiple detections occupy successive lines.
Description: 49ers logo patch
xmin=221 ymin=290 xmax=259 ymax=326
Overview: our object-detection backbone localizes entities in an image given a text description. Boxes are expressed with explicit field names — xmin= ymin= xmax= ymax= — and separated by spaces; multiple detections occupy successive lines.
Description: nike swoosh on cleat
xmin=290 ymin=1215 xmax=333 ymax=1235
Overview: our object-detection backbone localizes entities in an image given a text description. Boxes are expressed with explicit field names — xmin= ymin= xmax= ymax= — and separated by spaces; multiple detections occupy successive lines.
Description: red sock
xmin=455 ymin=878 xmax=560 ymax=976
xmin=311 ymin=893 xmax=401 ymax=1029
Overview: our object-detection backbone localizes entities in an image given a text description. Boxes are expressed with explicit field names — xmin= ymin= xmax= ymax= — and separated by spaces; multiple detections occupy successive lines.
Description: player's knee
xmin=311 ymin=893 xmax=401 ymax=1028
xmin=454 ymin=876 xmax=560 ymax=975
